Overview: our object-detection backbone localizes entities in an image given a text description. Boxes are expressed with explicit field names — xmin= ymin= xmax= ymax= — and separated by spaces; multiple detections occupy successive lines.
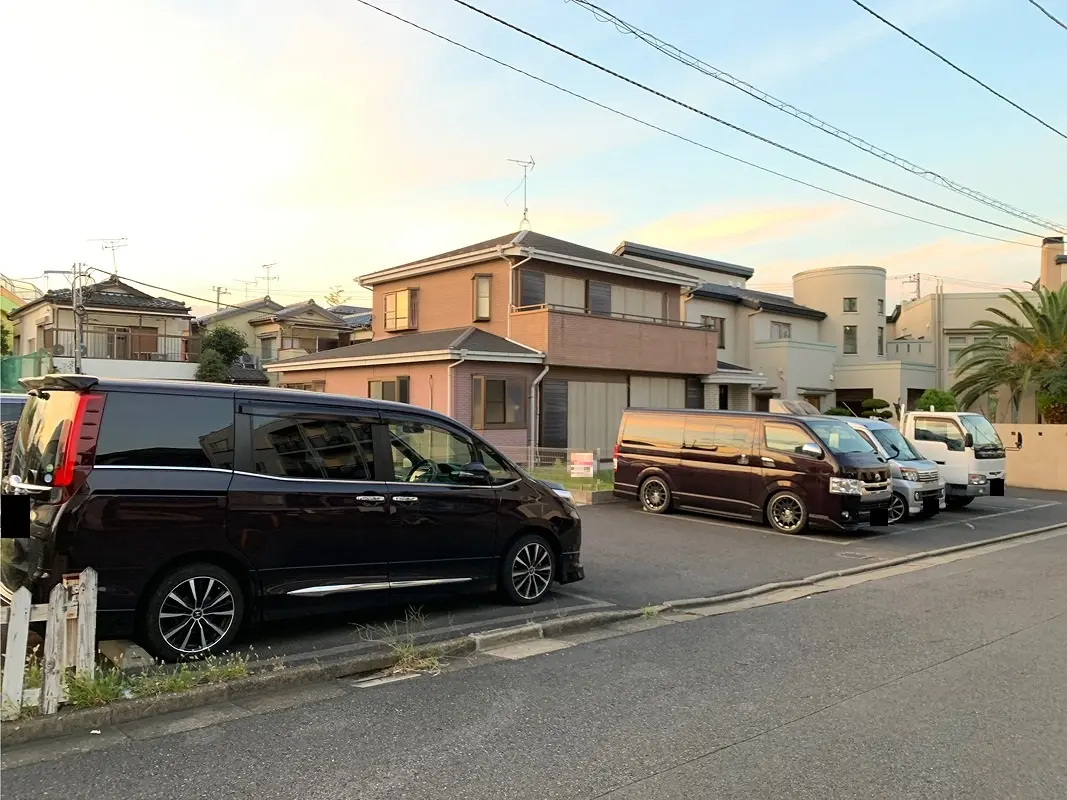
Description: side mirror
xmin=800 ymin=442 xmax=823 ymax=459
xmin=458 ymin=462 xmax=492 ymax=484
xmin=1016 ymin=432 xmax=1023 ymax=449
xmin=963 ymin=433 xmax=974 ymax=449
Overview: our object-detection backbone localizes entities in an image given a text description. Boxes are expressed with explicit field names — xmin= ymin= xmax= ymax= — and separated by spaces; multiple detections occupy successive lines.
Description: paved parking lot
xmin=239 ymin=489 xmax=1065 ymax=667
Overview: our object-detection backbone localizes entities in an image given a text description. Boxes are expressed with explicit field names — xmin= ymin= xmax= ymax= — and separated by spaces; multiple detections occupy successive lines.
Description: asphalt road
xmin=233 ymin=489 xmax=1066 ymax=665
xmin=6 ymin=520 xmax=1066 ymax=798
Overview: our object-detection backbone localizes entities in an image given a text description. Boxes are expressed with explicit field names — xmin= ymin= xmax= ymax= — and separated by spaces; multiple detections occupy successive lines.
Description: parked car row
xmin=1 ymin=375 xmax=584 ymax=660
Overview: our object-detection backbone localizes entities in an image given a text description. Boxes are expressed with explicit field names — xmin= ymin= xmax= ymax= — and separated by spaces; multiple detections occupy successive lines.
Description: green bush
xmin=861 ymin=398 xmax=893 ymax=419
xmin=914 ymin=389 xmax=956 ymax=412
xmin=195 ymin=348 xmax=230 ymax=383
xmin=200 ymin=325 xmax=248 ymax=364
xmin=824 ymin=406 xmax=852 ymax=416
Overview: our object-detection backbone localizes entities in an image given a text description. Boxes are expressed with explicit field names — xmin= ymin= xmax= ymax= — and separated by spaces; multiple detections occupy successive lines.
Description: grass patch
xmin=530 ymin=462 xmax=614 ymax=492
xmin=65 ymin=668 xmax=126 ymax=707
xmin=641 ymin=605 xmax=661 ymax=619
xmin=386 ymin=641 xmax=443 ymax=676
xmin=354 ymin=606 xmax=446 ymax=677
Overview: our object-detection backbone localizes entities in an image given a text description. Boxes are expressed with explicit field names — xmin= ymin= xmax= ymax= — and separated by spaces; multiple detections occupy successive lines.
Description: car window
xmin=95 ymin=393 xmax=235 ymax=469
xmin=249 ymin=414 xmax=375 ymax=481
xmin=0 ymin=397 xmax=27 ymax=424
xmin=684 ymin=416 xmax=753 ymax=454
xmin=764 ymin=422 xmax=817 ymax=454
xmin=622 ymin=412 xmax=683 ymax=449
xmin=387 ymin=419 xmax=476 ymax=483
xmin=913 ymin=417 xmax=965 ymax=452
xmin=478 ymin=446 xmax=519 ymax=485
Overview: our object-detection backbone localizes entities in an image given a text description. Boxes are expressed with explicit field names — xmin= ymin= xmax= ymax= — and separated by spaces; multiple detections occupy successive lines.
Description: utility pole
xmin=260 ymin=263 xmax=278 ymax=298
xmin=900 ymin=273 xmax=921 ymax=302
xmin=212 ymin=286 xmax=230 ymax=310
xmin=236 ymin=279 xmax=258 ymax=301
xmin=47 ymin=264 xmax=89 ymax=373
xmin=88 ymin=238 xmax=128 ymax=275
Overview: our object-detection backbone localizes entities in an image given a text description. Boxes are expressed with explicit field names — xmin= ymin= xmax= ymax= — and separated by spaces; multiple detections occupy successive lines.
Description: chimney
xmin=1040 ymin=236 xmax=1065 ymax=291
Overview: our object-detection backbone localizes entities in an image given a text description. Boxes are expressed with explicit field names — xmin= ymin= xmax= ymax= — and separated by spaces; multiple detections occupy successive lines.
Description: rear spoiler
xmin=18 ymin=374 xmax=101 ymax=392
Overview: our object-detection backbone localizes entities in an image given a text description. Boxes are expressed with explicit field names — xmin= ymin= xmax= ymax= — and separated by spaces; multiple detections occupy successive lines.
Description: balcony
xmin=45 ymin=329 xmax=198 ymax=362
xmin=509 ymin=304 xmax=718 ymax=375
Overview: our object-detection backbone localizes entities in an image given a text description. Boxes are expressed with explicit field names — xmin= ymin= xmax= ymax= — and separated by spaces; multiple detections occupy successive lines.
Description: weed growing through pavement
xmin=641 ymin=605 xmax=661 ymax=618
xmin=353 ymin=606 xmax=445 ymax=677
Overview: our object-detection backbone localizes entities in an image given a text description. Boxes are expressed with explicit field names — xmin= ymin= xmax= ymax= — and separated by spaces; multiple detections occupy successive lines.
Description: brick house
xmin=267 ymin=230 xmax=721 ymax=454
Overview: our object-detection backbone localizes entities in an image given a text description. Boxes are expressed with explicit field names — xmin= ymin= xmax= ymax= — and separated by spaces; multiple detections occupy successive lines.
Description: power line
xmin=352 ymin=0 xmax=1038 ymax=249
xmin=566 ymin=0 xmax=1066 ymax=234
xmin=85 ymin=267 xmax=248 ymax=311
xmin=1026 ymin=0 xmax=1067 ymax=32
xmin=846 ymin=0 xmax=1067 ymax=140
xmin=448 ymin=0 xmax=1044 ymax=239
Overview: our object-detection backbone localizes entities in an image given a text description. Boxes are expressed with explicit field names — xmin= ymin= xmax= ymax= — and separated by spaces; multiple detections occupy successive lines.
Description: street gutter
xmin=4 ymin=521 xmax=1065 ymax=747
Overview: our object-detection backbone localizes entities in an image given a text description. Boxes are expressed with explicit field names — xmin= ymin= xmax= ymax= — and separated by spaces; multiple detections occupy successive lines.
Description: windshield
xmin=871 ymin=427 xmax=924 ymax=461
xmin=807 ymin=418 xmax=879 ymax=456
xmin=960 ymin=414 xmax=1003 ymax=448
xmin=8 ymin=391 xmax=81 ymax=487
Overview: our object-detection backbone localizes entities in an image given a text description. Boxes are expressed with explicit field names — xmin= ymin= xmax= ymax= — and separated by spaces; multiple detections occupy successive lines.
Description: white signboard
xmin=568 ymin=452 xmax=595 ymax=478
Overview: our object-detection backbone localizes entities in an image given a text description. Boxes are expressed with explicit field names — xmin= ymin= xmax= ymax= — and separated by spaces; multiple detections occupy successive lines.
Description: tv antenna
xmin=505 ymin=156 xmax=535 ymax=230
xmin=900 ymin=273 xmax=921 ymax=301
xmin=260 ymin=263 xmax=278 ymax=297
xmin=236 ymin=279 xmax=258 ymax=301
xmin=212 ymin=286 xmax=231 ymax=310
xmin=88 ymin=238 xmax=128 ymax=275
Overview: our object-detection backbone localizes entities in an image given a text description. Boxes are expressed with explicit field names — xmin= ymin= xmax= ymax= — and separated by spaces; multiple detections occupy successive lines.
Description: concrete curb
xmin=4 ymin=522 xmax=1062 ymax=747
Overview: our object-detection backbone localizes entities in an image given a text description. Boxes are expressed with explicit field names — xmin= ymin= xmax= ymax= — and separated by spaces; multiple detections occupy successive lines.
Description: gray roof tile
xmin=692 ymin=283 xmax=826 ymax=320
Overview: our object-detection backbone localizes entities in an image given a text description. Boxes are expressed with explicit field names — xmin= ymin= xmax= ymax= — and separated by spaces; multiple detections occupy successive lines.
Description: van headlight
xmin=899 ymin=468 xmax=918 ymax=482
xmin=829 ymin=477 xmax=863 ymax=495
xmin=552 ymin=488 xmax=574 ymax=502
xmin=968 ymin=474 xmax=988 ymax=485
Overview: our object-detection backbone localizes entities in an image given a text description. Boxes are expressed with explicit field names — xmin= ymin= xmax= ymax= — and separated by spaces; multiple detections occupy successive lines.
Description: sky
xmin=2 ymin=0 xmax=1065 ymax=316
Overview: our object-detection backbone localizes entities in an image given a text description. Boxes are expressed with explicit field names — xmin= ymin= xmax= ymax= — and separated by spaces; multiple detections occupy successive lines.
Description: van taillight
xmin=613 ymin=443 xmax=619 ymax=471
xmin=52 ymin=393 xmax=106 ymax=490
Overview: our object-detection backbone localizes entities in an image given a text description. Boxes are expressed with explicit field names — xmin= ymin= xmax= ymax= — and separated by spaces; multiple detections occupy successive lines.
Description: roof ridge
xmin=449 ymin=326 xmax=478 ymax=349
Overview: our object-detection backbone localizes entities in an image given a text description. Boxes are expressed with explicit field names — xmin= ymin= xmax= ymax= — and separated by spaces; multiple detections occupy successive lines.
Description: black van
xmin=613 ymin=408 xmax=892 ymax=533
xmin=2 ymin=375 xmax=584 ymax=660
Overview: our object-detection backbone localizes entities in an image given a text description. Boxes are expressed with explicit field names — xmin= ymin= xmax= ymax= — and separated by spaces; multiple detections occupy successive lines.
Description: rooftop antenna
xmin=236 ymin=279 xmax=258 ymax=301
xmin=260 ymin=263 xmax=278 ymax=298
xmin=505 ymin=156 xmax=535 ymax=231
xmin=88 ymin=238 xmax=128 ymax=275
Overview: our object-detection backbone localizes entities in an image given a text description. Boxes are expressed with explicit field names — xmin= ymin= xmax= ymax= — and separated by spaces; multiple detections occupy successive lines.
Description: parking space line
xmin=552 ymin=588 xmax=616 ymax=606
xmin=632 ymin=509 xmax=857 ymax=546
xmin=861 ymin=502 xmax=1060 ymax=541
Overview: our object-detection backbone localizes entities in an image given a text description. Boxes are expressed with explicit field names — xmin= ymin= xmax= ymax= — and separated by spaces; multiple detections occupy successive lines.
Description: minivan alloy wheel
xmin=888 ymin=493 xmax=908 ymax=524
xmin=158 ymin=575 xmax=237 ymax=655
xmin=640 ymin=477 xmax=671 ymax=513
xmin=512 ymin=541 xmax=553 ymax=601
xmin=769 ymin=492 xmax=806 ymax=534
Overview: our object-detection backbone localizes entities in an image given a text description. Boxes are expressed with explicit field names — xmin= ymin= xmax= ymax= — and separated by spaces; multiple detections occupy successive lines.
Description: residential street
xmin=5 ymin=526 xmax=1066 ymax=799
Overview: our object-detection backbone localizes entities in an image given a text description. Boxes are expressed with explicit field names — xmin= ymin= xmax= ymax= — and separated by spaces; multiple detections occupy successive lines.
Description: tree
xmin=951 ymin=283 xmax=1067 ymax=423
xmin=914 ymin=388 xmax=957 ymax=412
xmin=324 ymin=285 xmax=348 ymax=307
xmin=824 ymin=406 xmax=853 ymax=416
xmin=0 ymin=320 xmax=11 ymax=356
xmin=1037 ymin=352 xmax=1067 ymax=423
xmin=199 ymin=325 xmax=247 ymax=365
xmin=861 ymin=398 xmax=893 ymax=419
xmin=195 ymin=348 xmax=230 ymax=383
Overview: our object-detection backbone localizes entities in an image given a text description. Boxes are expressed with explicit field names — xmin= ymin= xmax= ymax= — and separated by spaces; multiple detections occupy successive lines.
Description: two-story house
xmin=267 ymin=230 xmax=723 ymax=455
xmin=7 ymin=276 xmax=200 ymax=381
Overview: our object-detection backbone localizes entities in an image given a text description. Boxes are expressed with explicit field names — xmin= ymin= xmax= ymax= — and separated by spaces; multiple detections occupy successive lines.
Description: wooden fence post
xmin=39 ymin=583 xmax=67 ymax=715
xmin=76 ymin=567 xmax=98 ymax=676
xmin=1 ymin=587 xmax=33 ymax=721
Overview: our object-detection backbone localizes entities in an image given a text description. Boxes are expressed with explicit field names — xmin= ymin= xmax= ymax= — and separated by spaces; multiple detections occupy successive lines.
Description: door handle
xmin=392 ymin=496 xmax=419 ymax=503
xmin=761 ymin=457 xmax=776 ymax=468
xmin=355 ymin=495 xmax=385 ymax=502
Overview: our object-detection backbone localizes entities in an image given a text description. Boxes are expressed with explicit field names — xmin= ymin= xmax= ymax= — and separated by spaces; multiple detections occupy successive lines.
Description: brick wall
xmin=273 ymin=363 xmax=449 ymax=413
xmin=450 ymin=361 xmax=542 ymax=450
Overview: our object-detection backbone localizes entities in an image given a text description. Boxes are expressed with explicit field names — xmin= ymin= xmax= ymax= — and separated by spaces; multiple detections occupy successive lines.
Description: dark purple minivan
xmin=613 ymin=408 xmax=892 ymax=533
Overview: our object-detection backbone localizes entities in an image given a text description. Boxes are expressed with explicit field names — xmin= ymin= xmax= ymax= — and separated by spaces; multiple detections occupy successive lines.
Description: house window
xmin=948 ymin=349 xmax=962 ymax=367
xmin=843 ymin=325 xmax=858 ymax=354
xmin=948 ymin=335 xmax=967 ymax=345
xmin=471 ymin=375 xmax=525 ymax=429
xmin=473 ymin=275 xmax=491 ymax=321
xmin=877 ymin=326 xmax=884 ymax=356
xmin=843 ymin=297 xmax=858 ymax=312
xmin=701 ymin=316 xmax=726 ymax=349
xmin=770 ymin=321 xmax=792 ymax=340
xmin=369 ymin=376 xmax=410 ymax=403
xmin=260 ymin=337 xmax=276 ymax=361
xmin=877 ymin=299 xmax=885 ymax=315
xmin=718 ymin=384 xmax=730 ymax=410
xmin=384 ymin=289 xmax=418 ymax=331
xmin=284 ymin=381 xmax=326 ymax=392
xmin=519 ymin=270 xmax=546 ymax=307
xmin=588 ymin=280 xmax=612 ymax=316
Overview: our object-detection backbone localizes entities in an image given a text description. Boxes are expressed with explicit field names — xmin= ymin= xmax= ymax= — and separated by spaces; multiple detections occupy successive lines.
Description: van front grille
xmin=917 ymin=470 xmax=939 ymax=482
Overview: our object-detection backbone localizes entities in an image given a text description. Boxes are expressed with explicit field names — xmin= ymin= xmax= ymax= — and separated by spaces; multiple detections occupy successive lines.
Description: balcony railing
xmin=45 ymin=329 xmax=198 ymax=363
xmin=512 ymin=303 xmax=706 ymax=328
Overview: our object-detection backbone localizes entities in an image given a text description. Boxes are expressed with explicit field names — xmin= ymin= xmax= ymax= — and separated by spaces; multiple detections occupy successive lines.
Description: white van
xmin=899 ymin=411 xmax=1020 ymax=508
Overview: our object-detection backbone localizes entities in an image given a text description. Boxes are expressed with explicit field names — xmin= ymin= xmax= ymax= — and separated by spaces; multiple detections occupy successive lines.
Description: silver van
xmin=845 ymin=417 xmax=946 ymax=523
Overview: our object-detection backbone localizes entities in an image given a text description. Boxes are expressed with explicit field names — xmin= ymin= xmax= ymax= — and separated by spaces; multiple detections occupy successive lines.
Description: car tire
xmin=142 ymin=562 xmax=245 ymax=662
xmin=888 ymin=493 xmax=909 ymax=524
xmin=500 ymin=533 xmax=556 ymax=606
xmin=639 ymin=476 xmax=672 ymax=514
xmin=946 ymin=496 xmax=974 ymax=509
xmin=766 ymin=490 xmax=808 ymax=534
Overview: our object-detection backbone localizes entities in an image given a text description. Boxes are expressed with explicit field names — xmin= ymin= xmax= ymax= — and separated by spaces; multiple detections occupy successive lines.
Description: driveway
xmin=229 ymin=489 xmax=1064 ymax=667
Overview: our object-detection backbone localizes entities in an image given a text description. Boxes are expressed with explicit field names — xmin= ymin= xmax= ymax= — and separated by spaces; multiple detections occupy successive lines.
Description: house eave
xmin=264 ymin=348 xmax=545 ymax=373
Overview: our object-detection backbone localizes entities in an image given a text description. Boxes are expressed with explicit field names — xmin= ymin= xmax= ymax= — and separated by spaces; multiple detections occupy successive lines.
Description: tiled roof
xmin=328 ymin=304 xmax=372 ymax=328
xmin=225 ymin=365 xmax=270 ymax=384
xmin=691 ymin=283 xmax=826 ymax=320
xmin=250 ymin=300 xmax=350 ymax=327
xmin=328 ymin=304 xmax=372 ymax=316
xmin=196 ymin=297 xmax=283 ymax=326
xmin=15 ymin=277 xmax=190 ymax=316
xmin=367 ymin=230 xmax=700 ymax=284
xmin=613 ymin=241 xmax=754 ymax=279
xmin=274 ymin=326 xmax=541 ymax=366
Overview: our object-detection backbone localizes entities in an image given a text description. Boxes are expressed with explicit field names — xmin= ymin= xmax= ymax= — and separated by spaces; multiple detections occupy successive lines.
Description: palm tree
xmin=951 ymin=283 xmax=1067 ymax=423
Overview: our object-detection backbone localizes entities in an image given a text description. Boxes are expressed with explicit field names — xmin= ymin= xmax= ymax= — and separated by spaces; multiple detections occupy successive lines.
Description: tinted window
xmin=95 ymin=393 xmax=234 ymax=469
xmin=622 ymin=413 xmax=683 ymax=449
xmin=387 ymin=419 xmax=476 ymax=483
xmin=764 ymin=422 xmax=817 ymax=454
xmin=807 ymin=419 xmax=878 ymax=455
xmin=1 ymin=397 xmax=27 ymax=423
xmin=913 ymin=417 xmax=965 ymax=451
xmin=250 ymin=414 xmax=374 ymax=480
xmin=478 ymin=445 xmax=519 ymax=486
xmin=684 ymin=415 xmax=753 ymax=454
